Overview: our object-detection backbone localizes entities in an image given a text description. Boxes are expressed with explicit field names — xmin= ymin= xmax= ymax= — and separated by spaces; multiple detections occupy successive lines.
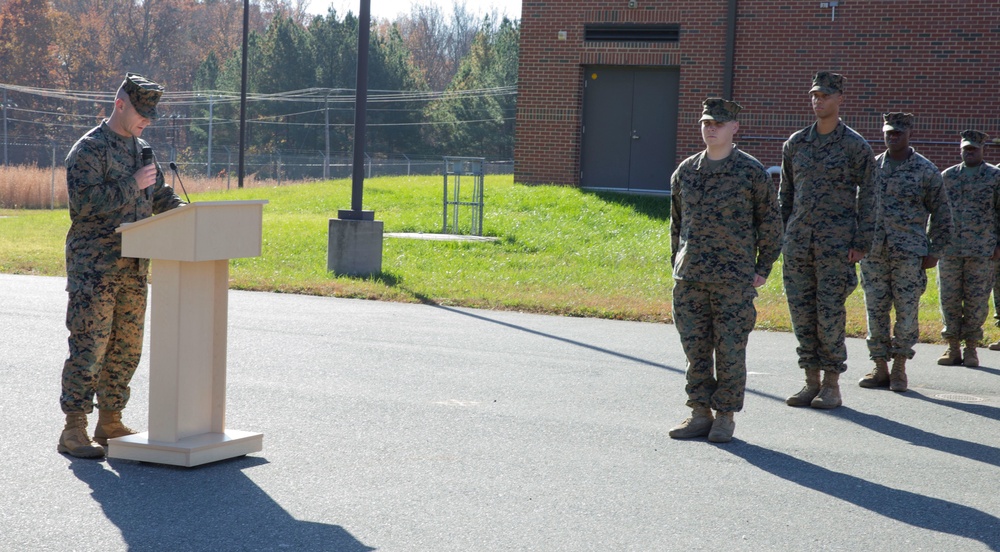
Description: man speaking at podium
xmin=58 ymin=73 xmax=185 ymax=458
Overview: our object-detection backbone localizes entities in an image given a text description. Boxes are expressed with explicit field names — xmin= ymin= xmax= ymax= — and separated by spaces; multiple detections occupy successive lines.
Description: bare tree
xmin=260 ymin=0 xmax=310 ymax=26
xmin=448 ymin=1 xmax=478 ymax=73
xmin=393 ymin=1 xmax=478 ymax=91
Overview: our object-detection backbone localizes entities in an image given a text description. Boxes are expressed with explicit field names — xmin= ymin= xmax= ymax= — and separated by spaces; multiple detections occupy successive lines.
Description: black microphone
xmin=140 ymin=146 xmax=154 ymax=198
xmin=169 ymin=162 xmax=192 ymax=204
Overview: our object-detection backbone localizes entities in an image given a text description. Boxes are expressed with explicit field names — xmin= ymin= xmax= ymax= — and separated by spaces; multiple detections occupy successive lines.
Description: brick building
xmin=514 ymin=0 xmax=1000 ymax=192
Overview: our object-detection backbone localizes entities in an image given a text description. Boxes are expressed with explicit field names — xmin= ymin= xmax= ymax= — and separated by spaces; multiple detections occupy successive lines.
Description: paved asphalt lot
xmin=2 ymin=273 xmax=1000 ymax=551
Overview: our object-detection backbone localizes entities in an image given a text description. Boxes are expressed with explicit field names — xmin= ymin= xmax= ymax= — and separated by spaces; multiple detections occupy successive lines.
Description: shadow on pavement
xmin=723 ymin=441 xmax=1000 ymax=550
xmin=423 ymin=302 xmax=802 ymax=406
xmin=966 ymin=365 xmax=1000 ymax=376
xmin=67 ymin=455 xmax=374 ymax=551
xmin=902 ymin=390 xmax=1000 ymax=422
xmin=835 ymin=405 xmax=1000 ymax=468
xmin=426 ymin=303 xmax=685 ymax=375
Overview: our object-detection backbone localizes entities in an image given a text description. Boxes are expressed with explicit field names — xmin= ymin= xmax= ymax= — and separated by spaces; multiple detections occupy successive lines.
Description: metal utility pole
xmin=2 ymin=88 xmax=9 ymax=166
xmin=238 ymin=0 xmax=250 ymax=188
xmin=324 ymin=90 xmax=331 ymax=180
xmin=326 ymin=0 xmax=381 ymax=277
xmin=339 ymin=0 xmax=373 ymax=221
xmin=205 ymin=94 xmax=211 ymax=178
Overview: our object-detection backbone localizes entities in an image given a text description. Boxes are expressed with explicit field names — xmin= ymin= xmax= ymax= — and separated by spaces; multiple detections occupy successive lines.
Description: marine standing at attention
xmin=857 ymin=112 xmax=950 ymax=393
xmin=780 ymin=71 xmax=875 ymax=410
xmin=936 ymin=130 xmax=1000 ymax=368
xmin=668 ymin=98 xmax=782 ymax=443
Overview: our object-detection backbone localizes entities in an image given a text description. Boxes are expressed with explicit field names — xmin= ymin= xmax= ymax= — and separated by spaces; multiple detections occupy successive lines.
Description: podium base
xmin=107 ymin=430 xmax=263 ymax=467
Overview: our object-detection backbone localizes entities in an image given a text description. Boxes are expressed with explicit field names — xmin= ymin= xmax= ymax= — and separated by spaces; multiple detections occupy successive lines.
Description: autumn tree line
xmin=0 ymin=0 xmax=519 ymax=172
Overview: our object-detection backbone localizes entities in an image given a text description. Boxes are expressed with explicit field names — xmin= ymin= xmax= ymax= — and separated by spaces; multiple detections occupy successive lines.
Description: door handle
xmin=631 ymin=130 xmax=640 ymax=140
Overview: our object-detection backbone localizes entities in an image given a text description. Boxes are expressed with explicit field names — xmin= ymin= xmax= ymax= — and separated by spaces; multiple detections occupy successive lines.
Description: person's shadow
xmin=722 ymin=441 xmax=1000 ymax=550
xmin=69 ymin=456 xmax=373 ymax=551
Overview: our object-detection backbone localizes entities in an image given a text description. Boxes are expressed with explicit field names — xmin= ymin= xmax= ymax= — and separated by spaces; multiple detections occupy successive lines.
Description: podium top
xmin=117 ymin=200 xmax=268 ymax=262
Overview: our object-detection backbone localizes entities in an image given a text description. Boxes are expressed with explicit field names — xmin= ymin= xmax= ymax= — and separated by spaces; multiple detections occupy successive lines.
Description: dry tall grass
xmin=0 ymin=165 xmax=68 ymax=209
xmin=0 ymin=164 xmax=285 ymax=209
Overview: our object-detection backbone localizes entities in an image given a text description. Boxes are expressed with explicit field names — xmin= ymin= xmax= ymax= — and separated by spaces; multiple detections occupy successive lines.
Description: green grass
xmin=0 ymin=175 xmax=990 ymax=344
xmin=0 ymin=209 xmax=67 ymax=275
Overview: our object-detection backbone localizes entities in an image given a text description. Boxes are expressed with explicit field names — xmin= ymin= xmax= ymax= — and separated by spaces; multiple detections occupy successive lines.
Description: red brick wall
xmin=515 ymin=0 xmax=1000 ymax=186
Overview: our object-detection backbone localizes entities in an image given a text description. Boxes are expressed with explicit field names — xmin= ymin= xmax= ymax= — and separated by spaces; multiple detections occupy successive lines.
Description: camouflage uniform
xmin=860 ymin=138 xmax=950 ymax=361
xmin=994 ymin=246 xmax=1000 ymax=327
xmin=60 ymin=74 xmax=184 ymax=415
xmin=994 ymin=220 xmax=1000 ymax=330
xmin=779 ymin=111 xmax=875 ymax=373
xmin=671 ymin=103 xmax=782 ymax=413
xmin=988 ymin=164 xmax=1000 ymax=337
xmin=939 ymin=150 xmax=1000 ymax=344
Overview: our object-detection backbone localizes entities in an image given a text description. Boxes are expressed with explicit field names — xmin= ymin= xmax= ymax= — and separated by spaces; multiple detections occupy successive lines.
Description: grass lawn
xmin=0 ymin=174 xmax=988 ymax=344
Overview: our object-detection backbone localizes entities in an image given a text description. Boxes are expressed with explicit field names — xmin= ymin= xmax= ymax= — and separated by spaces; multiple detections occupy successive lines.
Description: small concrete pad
xmin=385 ymin=232 xmax=498 ymax=242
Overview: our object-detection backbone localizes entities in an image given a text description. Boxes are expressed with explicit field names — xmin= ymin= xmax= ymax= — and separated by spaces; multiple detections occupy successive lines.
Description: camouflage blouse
xmin=65 ymin=121 xmax=184 ymax=279
xmin=869 ymin=149 xmax=951 ymax=258
xmin=670 ymin=146 xmax=783 ymax=285
xmin=940 ymin=162 xmax=1000 ymax=258
xmin=779 ymin=121 xmax=875 ymax=259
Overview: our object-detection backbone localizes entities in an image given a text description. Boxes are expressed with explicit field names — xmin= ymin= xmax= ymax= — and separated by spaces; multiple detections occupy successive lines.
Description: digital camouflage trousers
xmin=60 ymin=271 xmax=148 ymax=414
xmin=783 ymin=251 xmax=858 ymax=373
xmin=673 ymin=280 xmax=757 ymax=413
xmin=860 ymin=252 xmax=926 ymax=360
xmin=939 ymin=256 xmax=993 ymax=342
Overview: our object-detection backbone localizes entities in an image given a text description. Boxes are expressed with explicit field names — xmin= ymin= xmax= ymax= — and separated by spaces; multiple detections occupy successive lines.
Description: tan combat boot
xmin=668 ymin=406 xmax=714 ymax=439
xmin=57 ymin=413 xmax=105 ymax=458
xmin=889 ymin=355 xmax=908 ymax=392
xmin=786 ymin=368 xmax=821 ymax=407
xmin=963 ymin=341 xmax=980 ymax=368
xmin=810 ymin=370 xmax=842 ymax=409
xmin=707 ymin=412 xmax=735 ymax=443
xmin=859 ymin=358 xmax=890 ymax=389
xmin=937 ymin=340 xmax=962 ymax=365
xmin=93 ymin=409 xmax=138 ymax=446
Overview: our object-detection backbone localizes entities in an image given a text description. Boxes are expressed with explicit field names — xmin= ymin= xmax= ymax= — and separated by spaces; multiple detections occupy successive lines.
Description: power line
xmin=0 ymin=83 xmax=517 ymax=106
xmin=1 ymin=83 xmax=517 ymax=128
xmin=1 ymin=82 xmax=518 ymax=167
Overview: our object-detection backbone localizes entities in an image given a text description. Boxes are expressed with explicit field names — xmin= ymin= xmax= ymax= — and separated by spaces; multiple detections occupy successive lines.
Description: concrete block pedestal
xmin=328 ymin=215 xmax=383 ymax=276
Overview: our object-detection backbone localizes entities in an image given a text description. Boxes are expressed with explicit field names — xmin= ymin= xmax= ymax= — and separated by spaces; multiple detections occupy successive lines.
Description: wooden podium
xmin=109 ymin=200 xmax=267 ymax=467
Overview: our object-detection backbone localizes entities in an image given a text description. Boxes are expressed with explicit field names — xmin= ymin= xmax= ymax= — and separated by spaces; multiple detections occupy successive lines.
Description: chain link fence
xmin=166 ymin=148 xmax=513 ymax=184
xmin=1 ymin=141 xmax=513 ymax=208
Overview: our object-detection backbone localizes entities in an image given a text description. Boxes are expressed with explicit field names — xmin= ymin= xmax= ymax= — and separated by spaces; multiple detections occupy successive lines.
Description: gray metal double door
xmin=581 ymin=67 xmax=679 ymax=192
